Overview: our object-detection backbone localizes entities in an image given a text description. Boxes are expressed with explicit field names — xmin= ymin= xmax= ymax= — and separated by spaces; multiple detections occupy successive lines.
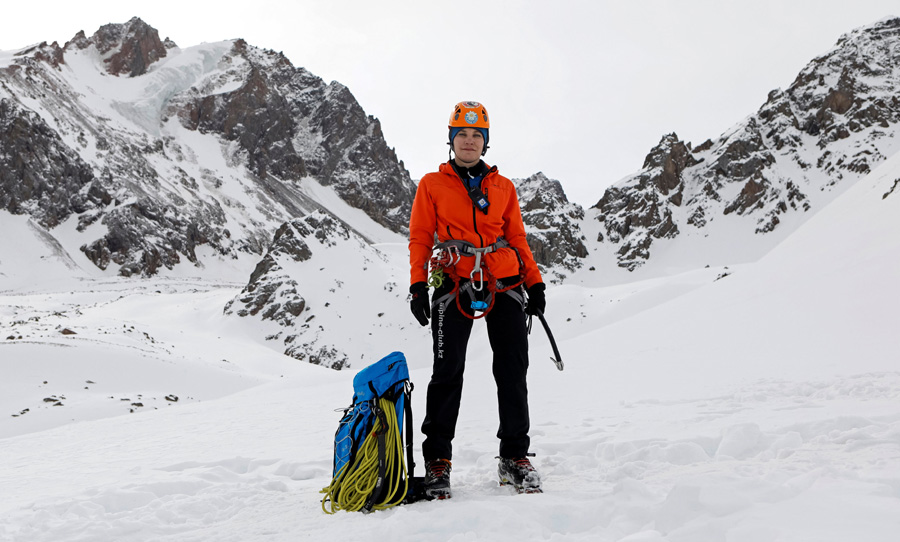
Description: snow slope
xmin=1 ymin=153 xmax=900 ymax=540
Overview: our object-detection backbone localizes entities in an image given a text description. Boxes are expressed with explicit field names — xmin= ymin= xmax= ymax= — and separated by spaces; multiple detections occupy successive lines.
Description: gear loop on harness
xmin=428 ymin=236 xmax=526 ymax=320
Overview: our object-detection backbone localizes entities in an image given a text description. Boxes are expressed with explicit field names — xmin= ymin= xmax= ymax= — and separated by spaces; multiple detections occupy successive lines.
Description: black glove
xmin=410 ymin=282 xmax=430 ymax=326
xmin=525 ymin=282 xmax=546 ymax=316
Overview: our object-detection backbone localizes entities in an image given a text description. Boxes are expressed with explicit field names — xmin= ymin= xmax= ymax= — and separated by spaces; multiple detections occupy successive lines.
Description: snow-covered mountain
xmin=1 ymin=15 xmax=899 ymax=541
xmin=0 ymin=17 xmax=586 ymax=366
xmin=4 ymin=15 xmax=900 ymax=365
xmin=0 ymin=17 xmax=416 ymax=279
xmin=5 ymin=16 xmax=900 ymax=289
xmin=591 ymin=16 xmax=900 ymax=274
xmin=1 ymin=69 xmax=898 ymax=542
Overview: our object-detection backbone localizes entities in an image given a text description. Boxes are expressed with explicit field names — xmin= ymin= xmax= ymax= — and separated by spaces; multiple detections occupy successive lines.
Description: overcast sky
xmin=2 ymin=1 xmax=898 ymax=206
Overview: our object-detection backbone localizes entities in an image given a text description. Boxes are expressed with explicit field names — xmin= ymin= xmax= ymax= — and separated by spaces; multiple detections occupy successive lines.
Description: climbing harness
xmin=425 ymin=238 xmax=565 ymax=370
xmin=427 ymin=237 xmax=525 ymax=320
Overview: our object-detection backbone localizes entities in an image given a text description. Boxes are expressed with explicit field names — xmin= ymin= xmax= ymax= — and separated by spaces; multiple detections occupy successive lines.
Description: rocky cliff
xmin=516 ymin=172 xmax=588 ymax=281
xmin=0 ymin=18 xmax=416 ymax=277
xmin=223 ymin=212 xmax=364 ymax=369
xmin=593 ymin=17 xmax=900 ymax=271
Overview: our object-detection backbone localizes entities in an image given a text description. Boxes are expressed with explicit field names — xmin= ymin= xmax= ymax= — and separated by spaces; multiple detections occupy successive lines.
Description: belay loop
xmin=428 ymin=237 xmax=526 ymax=320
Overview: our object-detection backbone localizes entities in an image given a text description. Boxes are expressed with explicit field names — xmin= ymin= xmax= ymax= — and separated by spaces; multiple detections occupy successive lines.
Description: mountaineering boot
xmin=423 ymin=459 xmax=452 ymax=500
xmin=498 ymin=456 xmax=542 ymax=494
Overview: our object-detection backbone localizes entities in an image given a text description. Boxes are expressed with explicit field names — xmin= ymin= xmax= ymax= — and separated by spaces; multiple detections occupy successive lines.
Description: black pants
xmin=421 ymin=278 xmax=530 ymax=460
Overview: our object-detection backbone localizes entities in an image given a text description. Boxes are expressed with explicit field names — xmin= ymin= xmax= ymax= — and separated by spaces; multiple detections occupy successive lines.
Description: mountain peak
xmin=592 ymin=15 xmax=900 ymax=272
xmin=68 ymin=17 xmax=171 ymax=77
xmin=835 ymin=15 xmax=900 ymax=46
xmin=1 ymin=17 xmax=417 ymax=277
xmin=515 ymin=172 xmax=588 ymax=279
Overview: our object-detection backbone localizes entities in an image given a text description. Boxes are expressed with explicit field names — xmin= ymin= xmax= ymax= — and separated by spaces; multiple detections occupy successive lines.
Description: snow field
xmin=2 ymin=82 xmax=900 ymax=542
xmin=3 ymin=15 xmax=900 ymax=541
xmin=0 ymin=246 xmax=893 ymax=542
xmin=2 ymin=339 xmax=899 ymax=542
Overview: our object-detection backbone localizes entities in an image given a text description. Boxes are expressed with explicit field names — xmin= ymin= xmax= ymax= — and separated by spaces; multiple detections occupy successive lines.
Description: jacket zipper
xmin=454 ymin=169 xmax=486 ymax=248
xmin=471 ymin=202 xmax=484 ymax=247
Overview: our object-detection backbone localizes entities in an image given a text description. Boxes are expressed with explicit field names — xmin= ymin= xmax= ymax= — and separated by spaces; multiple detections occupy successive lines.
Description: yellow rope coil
xmin=427 ymin=267 xmax=445 ymax=288
xmin=320 ymin=397 xmax=409 ymax=514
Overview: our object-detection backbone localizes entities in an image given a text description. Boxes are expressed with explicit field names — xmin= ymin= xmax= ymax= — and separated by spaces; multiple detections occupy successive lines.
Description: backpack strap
xmin=363 ymin=421 xmax=388 ymax=512
xmin=403 ymin=382 xmax=417 ymax=502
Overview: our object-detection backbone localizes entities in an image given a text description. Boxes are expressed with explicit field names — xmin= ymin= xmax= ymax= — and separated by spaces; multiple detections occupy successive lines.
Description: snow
xmin=297 ymin=177 xmax=407 ymax=245
xmin=0 ymin=49 xmax=17 ymax=68
xmin=589 ymin=21 xmax=900 ymax=282
xmin=3 ymin=93 xmax=900 ymax=542
xmin=59 ymin=41 xmax=237 ymax=137
xmin=0 ymin=214 xmax=94 ymax=288
xmin=3 ymin=25 xmax=900 ymax=542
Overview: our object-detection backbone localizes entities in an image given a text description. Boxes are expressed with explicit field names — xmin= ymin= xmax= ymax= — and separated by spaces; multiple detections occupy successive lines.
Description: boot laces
xmin=513 ymin=457 xmax=534 ymax=471
xmin=427 ymin=459 xmax=451 ymax=479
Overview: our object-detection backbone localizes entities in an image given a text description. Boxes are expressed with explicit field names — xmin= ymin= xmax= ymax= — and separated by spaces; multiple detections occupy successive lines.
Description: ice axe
xmin=528 ymin=309 xmax=564 ymax=371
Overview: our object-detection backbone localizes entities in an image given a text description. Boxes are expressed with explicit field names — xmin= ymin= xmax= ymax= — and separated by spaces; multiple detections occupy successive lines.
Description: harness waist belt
xmin=434 ymin=238 xmax=512 ymax=290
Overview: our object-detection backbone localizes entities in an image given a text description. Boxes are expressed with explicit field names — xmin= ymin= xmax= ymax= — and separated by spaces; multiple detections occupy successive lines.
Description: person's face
xmin=452 ymin=128 xmax=485 ymax=167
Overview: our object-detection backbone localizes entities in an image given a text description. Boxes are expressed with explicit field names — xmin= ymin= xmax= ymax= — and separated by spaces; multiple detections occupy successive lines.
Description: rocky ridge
xmin=0 ymin=99 xmax=106 ymax=228
xmin=516 ymin=172 xmax=588 ymax=281
xmin=6 ymin=17 xmax=900 ymax=368
xmin=593 ymin=17 xmax=900 ymax=270
xmin=0 ymin=18 xmax=416 ymax=277
xmin=223 ymin=210 xmax=410 ymax=369
xmin=0 ymin=17 xmax=590 ymax=369
xmin=74 ymin=17 xmax=173 ymax=77
xmin=223 ymin=212 xmax=356 ymax=369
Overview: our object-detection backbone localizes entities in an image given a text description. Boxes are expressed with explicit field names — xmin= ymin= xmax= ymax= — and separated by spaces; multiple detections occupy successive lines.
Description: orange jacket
xmin=409 ymin=161 xmax=543 ymax=288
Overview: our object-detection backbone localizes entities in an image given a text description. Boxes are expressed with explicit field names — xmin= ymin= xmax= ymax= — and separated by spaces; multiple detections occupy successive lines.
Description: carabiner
xmin=451 ymin=246 xmax=463 ymax=266
xmin=470 ymin=267 xmax=484 ymax=291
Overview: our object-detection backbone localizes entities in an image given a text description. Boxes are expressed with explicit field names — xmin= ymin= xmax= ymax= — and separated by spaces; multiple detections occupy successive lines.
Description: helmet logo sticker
xmin=465 ymin=111 xmax=478 ymax=124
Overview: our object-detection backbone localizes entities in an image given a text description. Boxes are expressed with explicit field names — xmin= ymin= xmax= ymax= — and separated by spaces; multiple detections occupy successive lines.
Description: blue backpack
xmin=321 ymin=351 xmax=417 ymax=513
